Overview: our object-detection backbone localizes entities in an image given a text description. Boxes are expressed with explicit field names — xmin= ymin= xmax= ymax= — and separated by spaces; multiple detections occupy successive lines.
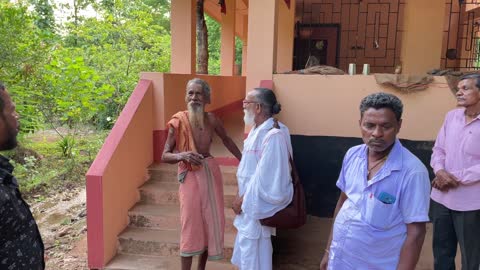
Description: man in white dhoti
xmin=231 ymin=88 xmax=294 ymax=270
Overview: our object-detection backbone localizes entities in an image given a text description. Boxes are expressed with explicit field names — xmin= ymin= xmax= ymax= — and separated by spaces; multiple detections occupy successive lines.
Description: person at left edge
xmin=0 ymin=81 xmax=45 ymax=270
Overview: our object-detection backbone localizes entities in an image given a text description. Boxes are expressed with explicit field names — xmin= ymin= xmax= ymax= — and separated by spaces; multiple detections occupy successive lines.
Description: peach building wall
xmin=273 ymin=74 xmax=457 ymax=141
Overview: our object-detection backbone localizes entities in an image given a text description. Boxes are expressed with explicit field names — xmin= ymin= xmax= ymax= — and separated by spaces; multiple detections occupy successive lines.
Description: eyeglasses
xmin=242 ymin=100 xmax=259 ymax=105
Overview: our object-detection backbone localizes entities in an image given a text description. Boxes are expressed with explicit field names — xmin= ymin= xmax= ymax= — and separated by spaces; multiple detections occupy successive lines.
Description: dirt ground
xmin=29 ymin=186 xmax=88 ymax=270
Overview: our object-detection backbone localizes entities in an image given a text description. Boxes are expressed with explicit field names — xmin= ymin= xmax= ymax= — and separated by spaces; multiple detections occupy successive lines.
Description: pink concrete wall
xmin=273 ymin=74 xmax=456 ymax=141
xmin=86 ymin=80 xmax=154 ymax=268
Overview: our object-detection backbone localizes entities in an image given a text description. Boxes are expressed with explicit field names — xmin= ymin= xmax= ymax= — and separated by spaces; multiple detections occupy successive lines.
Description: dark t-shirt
xmin=0 ymin=155 xmax=44 ymax=270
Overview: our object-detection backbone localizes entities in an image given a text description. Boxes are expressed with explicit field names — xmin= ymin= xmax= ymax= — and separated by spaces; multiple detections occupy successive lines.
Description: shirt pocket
xmin=464 ymin=130 xmax=480 ymax=158
xmin=362 ymin=195 xmax=396 ymax=230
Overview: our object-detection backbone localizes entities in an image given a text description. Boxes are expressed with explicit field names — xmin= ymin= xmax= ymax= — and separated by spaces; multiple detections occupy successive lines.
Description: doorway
xmin=293 ymin=24 xmax=340 ymax=70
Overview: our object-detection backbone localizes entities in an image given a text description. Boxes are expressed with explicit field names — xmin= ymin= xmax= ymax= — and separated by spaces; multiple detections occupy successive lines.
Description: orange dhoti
xmin=179 ymin=157 xmax=225 ymax=260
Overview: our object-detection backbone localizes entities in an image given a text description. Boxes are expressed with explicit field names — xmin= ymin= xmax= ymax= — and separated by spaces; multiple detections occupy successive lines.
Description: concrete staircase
xmin=105 ymin=163 xmax=238 ymax=270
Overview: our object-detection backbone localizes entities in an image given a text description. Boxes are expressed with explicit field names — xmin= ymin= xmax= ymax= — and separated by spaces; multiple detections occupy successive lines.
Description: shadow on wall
xmin=291 ymin=135 xmax=435 ymax=218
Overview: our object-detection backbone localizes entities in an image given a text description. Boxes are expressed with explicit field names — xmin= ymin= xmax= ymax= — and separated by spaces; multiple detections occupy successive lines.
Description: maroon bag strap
xmin=271 ymin=118 xmax=297 ymax=185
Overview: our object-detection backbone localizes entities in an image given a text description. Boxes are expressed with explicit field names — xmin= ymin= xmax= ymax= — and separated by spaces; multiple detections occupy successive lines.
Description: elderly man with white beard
xmin=162 ymin=78 xmax=241 ymax=270
xmin=231 ymin=88 xmax=294 ymax=270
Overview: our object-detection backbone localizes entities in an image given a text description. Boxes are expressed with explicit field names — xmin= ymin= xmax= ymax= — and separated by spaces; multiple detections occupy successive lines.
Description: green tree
xmin=29 ymin=0 xmax=56 ymax=32
xmin=0 ymin=1 xmax=55 ymax=132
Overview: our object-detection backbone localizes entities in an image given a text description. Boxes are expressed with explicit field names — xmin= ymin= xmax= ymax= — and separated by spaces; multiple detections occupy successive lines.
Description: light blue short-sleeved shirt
xmin=328 ymin=139 xmax=430 ymax=270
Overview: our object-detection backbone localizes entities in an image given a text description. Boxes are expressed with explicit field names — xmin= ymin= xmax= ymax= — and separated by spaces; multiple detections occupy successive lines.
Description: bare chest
xmin=191 ymin=125 xmax=214 ymax=154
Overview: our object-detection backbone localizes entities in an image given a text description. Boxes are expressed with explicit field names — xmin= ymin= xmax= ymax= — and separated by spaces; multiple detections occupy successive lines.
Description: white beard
xmin=243 ymin=109 xmax=255 ymax=126
xmin=188 ymin=104 xmax=205 ymax=129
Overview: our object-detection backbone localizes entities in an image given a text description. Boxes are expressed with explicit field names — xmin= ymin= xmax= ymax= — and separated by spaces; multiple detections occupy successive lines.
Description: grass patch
xmin=1 ymin=128 xmax=108 ymax=196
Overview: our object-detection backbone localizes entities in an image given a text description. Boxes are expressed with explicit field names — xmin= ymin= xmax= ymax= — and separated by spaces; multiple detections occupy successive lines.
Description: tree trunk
xmin=196 ymin=0 xmax=208 ymax=74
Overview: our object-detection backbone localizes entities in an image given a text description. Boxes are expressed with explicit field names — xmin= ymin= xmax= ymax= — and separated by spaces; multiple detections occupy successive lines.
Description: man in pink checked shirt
xmin=430 ymin=73 xmax=480 ymax=270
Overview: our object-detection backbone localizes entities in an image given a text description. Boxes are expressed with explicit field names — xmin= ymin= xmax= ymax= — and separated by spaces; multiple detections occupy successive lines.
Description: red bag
xmin=259 ymin=154 xmax=307 ymax=229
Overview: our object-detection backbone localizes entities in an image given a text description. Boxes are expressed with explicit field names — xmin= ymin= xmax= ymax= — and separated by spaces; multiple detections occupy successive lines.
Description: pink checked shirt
xmin=431 ymin=108 xmax=480 ymax=211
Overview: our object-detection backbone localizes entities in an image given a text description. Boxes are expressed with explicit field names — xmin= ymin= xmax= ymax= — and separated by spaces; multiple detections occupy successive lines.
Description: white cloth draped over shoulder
xmin=234 ymin=117 xmax=294 ymax=239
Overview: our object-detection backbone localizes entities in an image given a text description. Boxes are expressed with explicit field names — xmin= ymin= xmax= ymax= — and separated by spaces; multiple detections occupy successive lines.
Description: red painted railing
xmin=86 ymin=79 xmax=154 ymax=269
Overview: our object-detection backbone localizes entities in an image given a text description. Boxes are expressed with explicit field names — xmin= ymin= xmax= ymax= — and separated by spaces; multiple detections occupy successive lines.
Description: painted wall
xmin=273 ymin=74 xmax=455 ymax=140
xmin=401 ymin=0 xmax=446 ymax=74
xmin=272 ymin=74 xmax=456 ymax=216
xmin=86 ymin=80 xmax=154 ymax=267
xmin=140 ymin=73 xmax=246 ymax=130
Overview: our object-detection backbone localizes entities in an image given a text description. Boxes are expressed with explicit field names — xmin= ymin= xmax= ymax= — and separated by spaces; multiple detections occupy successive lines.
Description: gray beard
xmin=243 ymin=109 xmax=255 ymax=126
xmin=188 ymin=104 xmax=205 ymax=129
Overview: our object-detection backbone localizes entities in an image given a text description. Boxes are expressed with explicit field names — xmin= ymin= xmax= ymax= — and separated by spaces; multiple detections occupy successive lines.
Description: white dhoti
xmin=231 ymin=233 xmax=272 ymax=270
xmin=231 ymin=118 xmax=294 ymax=270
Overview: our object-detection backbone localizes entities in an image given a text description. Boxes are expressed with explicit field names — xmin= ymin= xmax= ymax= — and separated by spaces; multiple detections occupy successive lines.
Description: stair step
xmin=128 ymin=203 xmax=237 ymax=233
xmin=139 ymin=182 xmax=237 ymax=208
xmin=118 ymin=227 xmax=235 ymax=260
xmin=105 ymin=253 xmax=236 ymax=270
xmin=148 ymin=163 xmax=238 ymax=185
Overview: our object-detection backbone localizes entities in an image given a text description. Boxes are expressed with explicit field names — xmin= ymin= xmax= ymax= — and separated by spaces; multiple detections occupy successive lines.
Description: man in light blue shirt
xmin=320 ymin=93 xmax=430 ymax=270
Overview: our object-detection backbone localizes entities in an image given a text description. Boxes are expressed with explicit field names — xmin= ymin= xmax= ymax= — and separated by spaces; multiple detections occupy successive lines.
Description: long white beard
xmin=243 ymin=109 xmax=255 ymax=126
xmin=188 ymin=104 xmax=205 ymax=129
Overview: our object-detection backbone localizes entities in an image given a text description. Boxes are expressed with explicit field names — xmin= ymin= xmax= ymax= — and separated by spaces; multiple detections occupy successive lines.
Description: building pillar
xmin=242 ymin=44 xmax=248 ymax=76
xmin=400 ymin=0 xmax=446 ymax=74
xmin=245 ymin=0 xmax=278 ymax=92
xmin=276 ymin=0 xmax=296 ymax=73
xmin=170 ymin=0 xmax=196 ymax=74
xmin=220 ymin=0 xmax=236 ymax=76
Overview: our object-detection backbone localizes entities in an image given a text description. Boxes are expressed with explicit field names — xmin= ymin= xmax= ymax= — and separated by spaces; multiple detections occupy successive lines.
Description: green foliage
xmin=1 ymin=0 xmax=171 ymax=134
xmin=206 ymin=14 xmax=221 ymax=75
xmin=0 ymin=0 xmax=173 ymax=186
xmin=30 ymin=0 xmax=56 ymax=31
xmin=61 ymin=0 xmax=171 ymax=128
xmin=3 ymin=129 xmax=109 ymax=194
xmin=0 ymin=1 xmax=55 ymax=132
xmin=206 ymin=14 xmax=243 ymax=75
xmin=57 ymin=135 xmax=76 ymax=158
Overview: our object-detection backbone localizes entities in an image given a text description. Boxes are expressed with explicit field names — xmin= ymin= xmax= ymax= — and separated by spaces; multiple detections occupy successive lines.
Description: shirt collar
xmin=462 ymin=107 xmax=480 ymax=121
xmin=362 ymin=139 xmax=403 ymax=172
xmin=252 ymin=117 xmax=275 ymax=132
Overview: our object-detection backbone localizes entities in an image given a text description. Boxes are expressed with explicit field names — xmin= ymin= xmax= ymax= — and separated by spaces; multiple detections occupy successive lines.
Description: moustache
xmin=368 ymin=139 xmax=385 ymax=145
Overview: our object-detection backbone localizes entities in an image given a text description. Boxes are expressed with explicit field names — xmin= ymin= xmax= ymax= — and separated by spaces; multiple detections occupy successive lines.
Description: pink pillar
xmin=240 ymin=14 xmax=248 ymax=77
xmin=170 ymin=0 xmax=196 ymax=74
xmin=245 ymin=0 xmax=278 ymax=92
xmin=276 ymin=0 xmax=296 ymax=73
xmin=220 ymin=0 xmax=236 ymax=76
xmin=242 ymin=44 xmax=248 ymax=76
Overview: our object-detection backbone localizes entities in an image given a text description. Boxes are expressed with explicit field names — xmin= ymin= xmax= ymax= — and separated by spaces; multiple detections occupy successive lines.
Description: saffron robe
xmin=168 ymin=111 xmax=225 ymax=260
